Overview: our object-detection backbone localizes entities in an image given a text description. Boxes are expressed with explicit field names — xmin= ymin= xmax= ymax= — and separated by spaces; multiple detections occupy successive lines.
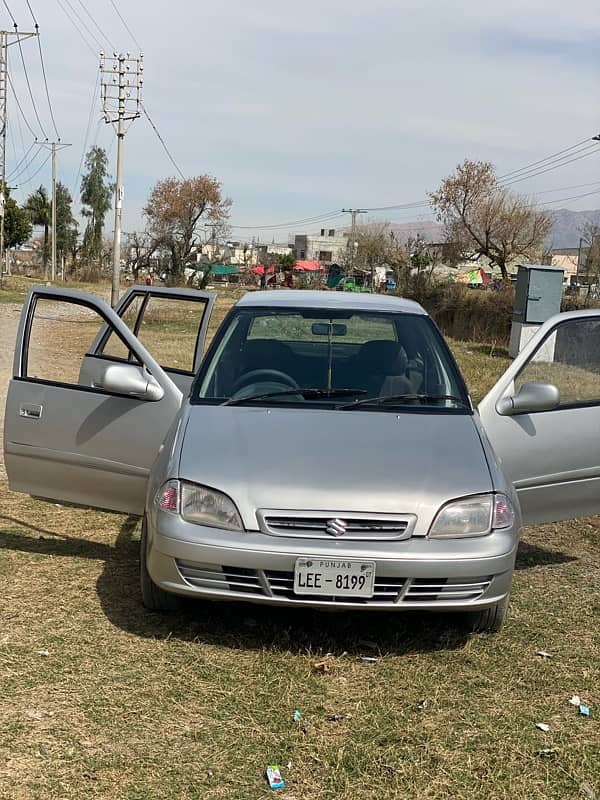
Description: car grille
xmin=404 ymin=576 xmax=492 ymax=602
xmin=257 ymin=511 xmax=415 ymax=540
xmin=176 ymin=561 xmax=491 ymax=606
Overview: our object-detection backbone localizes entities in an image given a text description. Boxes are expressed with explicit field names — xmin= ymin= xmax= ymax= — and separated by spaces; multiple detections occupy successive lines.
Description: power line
xmin=14 ymin=24 xmax=48 ymax=139
xmin=531 ymin=179 xmax=600 ymax=196
xmin=22 ymin=1 xmax=60 ymax=142
xmin=35 ymin=30 xmax=61 ymax=140
xmin=9 ymin=146 xmax=45 ymax=181
xmin=2 ymin=0 xmax=16 ymax=25
xmin=541 ymin=188 xmax=600 ymax=206
xmin=106 ymin=0 xmax=142 ymax=51
xmin=75 ymin=0 xmax=114 ymax=50
xmin=501 ymin=146 xmax=600 ymax=187
xmin=498 ymin=138 xmax=594 ymax=180
xmin=6 ymin=68 xmax=38 ymax=138
xmin=72 ymin=69 xmax=100 ymax=197
xmin=54 ymin=0 xmax=98 ymax=56
xmin=141 ymin=103 xmax=184 ymax=179
xmin=14 ymin=149 xmax=50 ymax=184
xmin=24 ymin=0 xmax=37 ymax=24
xmin=61 ymin=0 xmax=105 ymax=52
xmin=500 ymin=142 xmax=599 ymax=185
xmin=231 ymin=210 xmax=344 ymax=230
xmin=6 ymin=140 xmax=40 ymax=178
xmin=9 ymin=77 xmax=34 ymax=198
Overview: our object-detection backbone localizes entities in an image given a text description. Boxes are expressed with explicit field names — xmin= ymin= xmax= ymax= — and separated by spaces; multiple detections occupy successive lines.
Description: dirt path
xmin=0 ymin=304 xmax=20 ymax=476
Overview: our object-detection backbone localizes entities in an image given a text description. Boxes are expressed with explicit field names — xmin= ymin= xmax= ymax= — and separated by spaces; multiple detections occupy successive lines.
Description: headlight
xmin=156 ymin=480 xmax=243 ymax=531
xmin=429 ymin=494 xmax=515 ymax=538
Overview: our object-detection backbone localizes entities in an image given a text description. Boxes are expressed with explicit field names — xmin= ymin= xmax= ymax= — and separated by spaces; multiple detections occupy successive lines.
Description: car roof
xmin=235 ymin=290 xmax=427 ymax=315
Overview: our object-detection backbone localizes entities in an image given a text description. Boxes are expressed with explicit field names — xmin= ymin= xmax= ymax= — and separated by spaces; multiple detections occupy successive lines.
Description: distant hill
xmin=377 ymin=209 xmax=600 ymax=249
xmin=546 ymin=209 xmax=600 ymax=249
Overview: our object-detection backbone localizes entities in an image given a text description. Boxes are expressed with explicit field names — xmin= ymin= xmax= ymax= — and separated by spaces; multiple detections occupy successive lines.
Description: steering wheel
xmin=232 ymin=369 xmax=299 ymax=394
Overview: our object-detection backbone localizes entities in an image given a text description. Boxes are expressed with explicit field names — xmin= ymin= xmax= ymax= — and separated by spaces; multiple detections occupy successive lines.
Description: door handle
xmin=19 ymin=403 xmax=43 ymax=419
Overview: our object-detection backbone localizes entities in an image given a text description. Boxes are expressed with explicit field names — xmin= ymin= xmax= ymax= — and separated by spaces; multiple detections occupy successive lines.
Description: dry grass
xmin=0 ymin=278 xmax=598 ymax=799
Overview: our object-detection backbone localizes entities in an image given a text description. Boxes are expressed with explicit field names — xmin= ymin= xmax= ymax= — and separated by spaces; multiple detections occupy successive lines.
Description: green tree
xmin=280 ymin=252 xmax=296 ymax=271
xmin=54 ymin=182 xmax=78 ymax=267
xmin=4 ymin=189 xmax=33 ymax=250
xmin=25 ymin=186 xmax=51 ymax=274
xmin=80 ymin=146 xmax=113 ymax=267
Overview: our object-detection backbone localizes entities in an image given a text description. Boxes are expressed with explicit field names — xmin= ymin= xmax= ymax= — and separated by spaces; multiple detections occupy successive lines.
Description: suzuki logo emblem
xmin=326 ymin=518 xmax=347 ymax=537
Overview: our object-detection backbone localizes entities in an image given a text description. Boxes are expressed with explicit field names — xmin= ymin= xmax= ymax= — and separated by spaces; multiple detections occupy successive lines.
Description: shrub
xmin=401 ymin=281 xmax=514 ymax=346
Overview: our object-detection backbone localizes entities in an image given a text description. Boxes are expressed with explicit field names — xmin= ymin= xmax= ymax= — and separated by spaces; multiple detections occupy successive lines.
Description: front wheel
xmin=460 ymin=595 xmax=510 ymax=634
xmin=140 ymin=516 xmax=182 ymax=613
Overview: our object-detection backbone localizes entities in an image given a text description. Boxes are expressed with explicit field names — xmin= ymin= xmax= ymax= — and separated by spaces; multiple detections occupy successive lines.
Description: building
xmin=293 ymin=228 xmax=348 ymax=265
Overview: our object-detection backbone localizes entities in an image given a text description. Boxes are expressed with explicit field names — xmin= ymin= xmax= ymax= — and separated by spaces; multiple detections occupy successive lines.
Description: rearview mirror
xmin=97 ymin=363 xmax=164 ymax=401
xmin=311 ymin=322 xmax=347 ymax=337
xmin=497 ymin=381 xmax=559 ymax=416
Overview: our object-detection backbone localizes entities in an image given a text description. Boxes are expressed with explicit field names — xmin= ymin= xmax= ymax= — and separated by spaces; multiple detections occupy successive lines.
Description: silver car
xmin=5 ymin=286 xmax=600 ymax=632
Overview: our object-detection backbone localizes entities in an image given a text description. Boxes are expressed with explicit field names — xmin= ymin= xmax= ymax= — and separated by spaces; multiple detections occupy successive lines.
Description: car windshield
xmin=192 ymin=307 xmax=469 ymax=411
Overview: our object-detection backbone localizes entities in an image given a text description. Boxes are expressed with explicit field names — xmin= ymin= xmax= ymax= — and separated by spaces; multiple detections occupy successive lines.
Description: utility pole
xmin=38 ymin=141 xmax=71 ymax=281
xmin=341 ymin=208 xmax=367 ymax=275
xmin=101 ymin=51 xmax=143 ymax=307
xmin=0 ymin=28 xmax=39 ymax=287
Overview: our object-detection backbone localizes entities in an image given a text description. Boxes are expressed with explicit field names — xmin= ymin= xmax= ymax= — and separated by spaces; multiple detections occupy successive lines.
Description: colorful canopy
xmin=294 ymin=260 xmax=322 ymax=272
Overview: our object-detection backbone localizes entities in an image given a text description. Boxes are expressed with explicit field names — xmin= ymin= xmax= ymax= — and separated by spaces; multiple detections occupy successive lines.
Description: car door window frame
xmin=480 ymin=309 xmax=600 ymax=416
xmin=92 ymin=286 xmax=215 ymax=377
xmin=512 ymin=315 xmax=600 ymax=412
xmin=15 ymin=287 xmax=180 ymax=403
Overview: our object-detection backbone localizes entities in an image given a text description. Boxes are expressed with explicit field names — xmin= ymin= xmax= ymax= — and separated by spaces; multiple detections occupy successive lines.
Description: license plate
xmin=294 ymin=558 xmax=375 ymax=598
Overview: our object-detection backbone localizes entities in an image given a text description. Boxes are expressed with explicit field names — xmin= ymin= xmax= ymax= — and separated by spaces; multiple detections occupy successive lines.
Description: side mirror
xmin=497 ymin=381 xmax=560 ymax=416
xmin=97 ymin=363 xmax=164 ymax=401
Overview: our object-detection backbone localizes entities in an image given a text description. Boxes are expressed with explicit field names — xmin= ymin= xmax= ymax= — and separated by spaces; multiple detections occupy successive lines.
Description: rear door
xmin=84 ymin=285 xmax=215 ymax=394
xmin=479 ymin=310 xmax=600 ymax=524
xmin=3 ymin=287 xmax=194 ymax=515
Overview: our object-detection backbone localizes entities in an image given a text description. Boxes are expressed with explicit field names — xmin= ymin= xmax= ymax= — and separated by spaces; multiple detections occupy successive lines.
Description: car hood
xmin=178 ymin=406 xmax=493 ymax=534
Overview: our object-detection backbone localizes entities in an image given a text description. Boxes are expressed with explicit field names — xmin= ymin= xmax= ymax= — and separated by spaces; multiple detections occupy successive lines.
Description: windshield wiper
xmin=337 ymin=393 xmax=470 ymax=410
xmin=222 ymin=388 xmax=368 ymax=407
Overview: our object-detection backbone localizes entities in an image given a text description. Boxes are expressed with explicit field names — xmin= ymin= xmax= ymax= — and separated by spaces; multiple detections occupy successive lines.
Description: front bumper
xmin=146 ymin=512 xmax=518 ymax=611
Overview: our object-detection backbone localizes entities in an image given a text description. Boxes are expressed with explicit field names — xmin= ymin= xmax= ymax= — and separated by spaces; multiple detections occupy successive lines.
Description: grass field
xmin=0 ymin=277 xmax=598 ymax=800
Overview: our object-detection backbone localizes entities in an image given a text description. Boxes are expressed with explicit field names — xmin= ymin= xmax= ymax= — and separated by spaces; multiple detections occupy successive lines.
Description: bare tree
xmin=144 ymin=176 xmax=232 ymax=283
xmin=580 ymin=220 xmax=600 ymax=284
xmin=429 ymin=160 xmax=553 ymax=280
xmin=127 ymin=232 xmax=158 ymax=281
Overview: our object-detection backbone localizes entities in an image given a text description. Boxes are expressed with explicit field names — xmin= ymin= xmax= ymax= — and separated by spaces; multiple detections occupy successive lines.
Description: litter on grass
xmin=417 ymin=700 xmax=429 ymax=710
xmin=536 ymin=650 xmax=552 ymax=659
xmin=536 ymin=748 xmax=558 ymax=758
xmin=536 ymin=723 xmax=550 ymax=732
xmin=35 ymin=650 xmax=50 ymax=657
xmin=293 ymin=710 xmax=302 ymax=723
xmin=570 ymin=695 xmax=582 ymax=706
xmin=266 ymin=765 xmax=285 ymax=790
xmin=580 ymin=782 xmax=597 ymax=800
xmin=358 ymin=656 xmax=378 ymax=663
xmin=579 ymin=704 xmax=591 ymax=717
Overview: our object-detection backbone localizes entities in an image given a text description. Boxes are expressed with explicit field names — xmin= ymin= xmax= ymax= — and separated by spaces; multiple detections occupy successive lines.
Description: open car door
xmin=84 ymin=285 xmax=215 ymax=394
xmin=3 ymin=286 xmax=211 ymax=515
xmin=479 ymin=309 xmax=600 ymax=525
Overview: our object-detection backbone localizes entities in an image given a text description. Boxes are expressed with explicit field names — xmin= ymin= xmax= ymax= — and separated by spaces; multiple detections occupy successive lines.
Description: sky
xmin=4 ymin=0 xmax=600 ymax=241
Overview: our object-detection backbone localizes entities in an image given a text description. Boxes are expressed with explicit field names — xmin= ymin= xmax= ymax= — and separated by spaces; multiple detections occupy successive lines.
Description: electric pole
xmin=341 ymin=208 xmax=367 ymax=275
xmin=0 ymin=28 xmax=39 ymax=286
xmin=38 ymin=141 xmax=71 ymax=281
xmin=100 ymin=51 xmax=143 ymax=307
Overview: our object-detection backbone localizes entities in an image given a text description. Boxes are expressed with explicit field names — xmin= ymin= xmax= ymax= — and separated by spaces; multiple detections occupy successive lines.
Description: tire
xmin=460 ymin=595 xmax=510 ymax=634
xmin=140 ymin=516 xmax=182 ymax=613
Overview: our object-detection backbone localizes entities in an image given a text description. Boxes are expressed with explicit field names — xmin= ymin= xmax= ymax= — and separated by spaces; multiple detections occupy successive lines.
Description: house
xmin=293 ymin=228 xmax=348 ymax=265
